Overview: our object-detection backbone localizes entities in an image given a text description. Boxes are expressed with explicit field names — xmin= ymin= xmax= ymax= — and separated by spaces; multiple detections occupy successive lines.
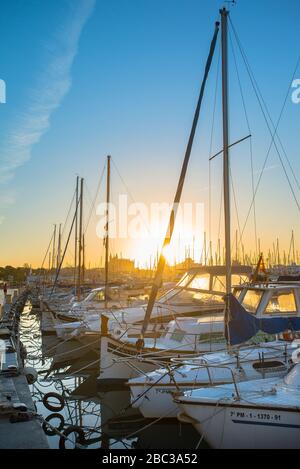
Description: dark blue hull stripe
xmin=232 ymin=419 xmax=300 ymax=429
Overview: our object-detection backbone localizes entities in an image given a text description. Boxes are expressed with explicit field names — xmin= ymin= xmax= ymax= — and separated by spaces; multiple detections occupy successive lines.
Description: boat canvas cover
xmin=225 ymin=294 xmax=300 ymax=345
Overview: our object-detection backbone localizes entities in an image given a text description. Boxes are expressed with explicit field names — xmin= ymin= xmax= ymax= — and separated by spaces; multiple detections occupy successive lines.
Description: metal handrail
xmin=175 ymin=363 xmax=241 ymax=400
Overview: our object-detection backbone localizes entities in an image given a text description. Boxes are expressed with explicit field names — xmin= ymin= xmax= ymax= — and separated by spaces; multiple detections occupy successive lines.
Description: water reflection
xmin=20 ymin=304 xmax=204 ymax=449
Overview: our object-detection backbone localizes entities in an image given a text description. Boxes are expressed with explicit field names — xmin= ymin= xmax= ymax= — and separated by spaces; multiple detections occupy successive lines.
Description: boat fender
xmin=24 ymin=366 xmax=38 ymax=384
xmin=59 ymin=425 xmax=86 ymax=450
xmin=42 ymin=413 xmax=65 ymax=436
xmin=42 ymin=392 xmax=65 ymax=412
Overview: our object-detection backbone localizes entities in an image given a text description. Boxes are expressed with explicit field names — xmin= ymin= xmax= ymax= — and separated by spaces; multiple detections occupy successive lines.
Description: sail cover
xmin=225 ymin=294 xmax=300 ymax=345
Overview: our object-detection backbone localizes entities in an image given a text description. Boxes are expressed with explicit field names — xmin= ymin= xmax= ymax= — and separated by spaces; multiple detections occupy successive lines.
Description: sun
xmin=162 ymin=244 xmax=176 ymax=265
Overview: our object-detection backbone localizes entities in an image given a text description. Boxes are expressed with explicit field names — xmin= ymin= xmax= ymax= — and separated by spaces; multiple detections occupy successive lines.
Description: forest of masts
xmin=45 ymin=224 xmax=298 ymax=277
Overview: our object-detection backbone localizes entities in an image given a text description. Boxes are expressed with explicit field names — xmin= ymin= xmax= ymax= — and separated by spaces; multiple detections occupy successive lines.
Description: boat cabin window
xmin=170 ymin=329 xmax=186 ymax=342
xmin=252 ymin=360 xmax=286 ymax=371
xmin=199 ymin=332 xmax=224 ymax=343
xmin=165 ymin=273 xmax=222 ymax=305
xmin=177 ymin=273 xmax=192 ymax=287
xmin=188 ymin=274 xmax=210 ymax=290
xmin=108 ymin=288 xmax=120 ymax=300
xmin=211 ymin=276 xmax=226 ymax=292
xmin=264 ymin=290 xmax=297 ymax=314
xmin=241 ymin=289 xmax=263 ymax=313
xmin=95 ymin=290 xmax=105 ymax=302
xmin=168 ymin=288 xmax=224 ymax=306
xmin=233 ymin=288 xmax=242 ymax=299
xmin=211 ymin=275 xmax=248 ymax=293
xmin=160 ymin=327 xmax=170 ymax=339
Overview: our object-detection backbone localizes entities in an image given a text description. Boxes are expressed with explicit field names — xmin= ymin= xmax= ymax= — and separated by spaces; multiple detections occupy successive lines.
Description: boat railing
xmin=170 ymin=341 xmax=290 ymax=366
xmin=175 ymin=362 xmax=241 ymax=400
xmin=110 ymin=324 xmax=226 ymax=353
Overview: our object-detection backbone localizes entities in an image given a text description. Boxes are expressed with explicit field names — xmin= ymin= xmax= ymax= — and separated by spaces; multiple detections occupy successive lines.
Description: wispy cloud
xmin=0 ymin=190 xmax=16 ymax=225
xmin=0 ymin=0 xmax=95 ymax=185
xmin=253 ymin=164 xmax=280 ymax=176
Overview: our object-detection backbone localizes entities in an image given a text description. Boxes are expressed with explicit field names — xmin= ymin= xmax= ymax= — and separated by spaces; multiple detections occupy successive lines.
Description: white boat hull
xmin=130 ymin=383 xmax=197 ymax=418
xmin=179 ymin=402 xmax=300 ymax=449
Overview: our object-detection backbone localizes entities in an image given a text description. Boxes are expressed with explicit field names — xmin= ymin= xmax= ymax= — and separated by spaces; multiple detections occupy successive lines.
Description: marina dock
xmin=0 ymin=292 xmax=49 ymax=449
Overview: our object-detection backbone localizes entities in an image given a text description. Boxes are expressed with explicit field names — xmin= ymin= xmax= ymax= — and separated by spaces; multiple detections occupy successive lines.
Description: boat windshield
xmin=83 ymin=288 xmax=120 ymax=303
xmin=167 ymin=288 xmax=224 ymax=306
xmin=160 ymin=272 xmax=248 ymax=306
xmin=211 ymin=274 xmax=249 ymax=292
xmin=233 ymin=288 xmax=243 ymax=299
xmin=82 ymin=290 xmax=103 ymax=303
xmin=241 ymin=289 xmax=263 ymax=314
xmin=177 ymin=272 xmax=248 ymax=292
xmin=264 ymin=290 xmax=297 ymax=314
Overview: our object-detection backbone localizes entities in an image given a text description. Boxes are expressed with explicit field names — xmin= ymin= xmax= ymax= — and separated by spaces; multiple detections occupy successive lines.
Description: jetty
xmin=0 ymin=290 xmax=49 ymax=449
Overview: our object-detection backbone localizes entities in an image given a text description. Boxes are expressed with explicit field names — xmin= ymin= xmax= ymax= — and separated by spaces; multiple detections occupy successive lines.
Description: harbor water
xmin=20 ymin=302 xmax=205 ymax=450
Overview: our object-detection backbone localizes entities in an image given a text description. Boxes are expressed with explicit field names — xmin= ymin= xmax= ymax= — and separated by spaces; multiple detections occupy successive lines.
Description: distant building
xmin=109 ymin=255 xmax=135 ymax=273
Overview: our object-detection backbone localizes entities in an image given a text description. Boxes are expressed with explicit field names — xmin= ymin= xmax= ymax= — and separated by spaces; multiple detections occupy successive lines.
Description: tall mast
xmin=105 ymin=155 xmax=111 ymax=308
xmin=77 ymin=177 xmax=84 ymax=300
xmin=48 ymin=251 xmax=51 ymax=284
xmin=277 ymin=238 xmax=280 ymax=265
xmin=51 ymin=224 xmax=57 ymax=271
xmin=82 ymin=233 xmax=85 ymax=285
xmin=57 ymin=223 xmax=62 ymax=270
xmin=74 ymin=176 xmax=79 ymax=291
xmin=221 ymin=8 xmax=232 ymax=320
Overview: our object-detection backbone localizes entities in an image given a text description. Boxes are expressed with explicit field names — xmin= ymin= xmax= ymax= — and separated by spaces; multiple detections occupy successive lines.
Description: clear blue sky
xmin=0 ymin=0 xmax=299 ymax=266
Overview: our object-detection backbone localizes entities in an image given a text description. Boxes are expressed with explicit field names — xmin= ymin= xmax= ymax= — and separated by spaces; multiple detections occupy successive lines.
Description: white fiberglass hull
xmin=178 ymin=401 xmax=300 ymax=449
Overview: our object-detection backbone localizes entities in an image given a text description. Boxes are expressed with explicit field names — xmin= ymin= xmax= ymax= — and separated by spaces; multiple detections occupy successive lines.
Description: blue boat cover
xmin=225 ymin=294 xmax=300 ymax=346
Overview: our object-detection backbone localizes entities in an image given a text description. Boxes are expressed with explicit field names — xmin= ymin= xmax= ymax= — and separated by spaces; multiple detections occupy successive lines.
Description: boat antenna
xmin=136 ymin=20 xmax=220 ymax=350
xmin=225 ymin=0 xmax=237 ymax=10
